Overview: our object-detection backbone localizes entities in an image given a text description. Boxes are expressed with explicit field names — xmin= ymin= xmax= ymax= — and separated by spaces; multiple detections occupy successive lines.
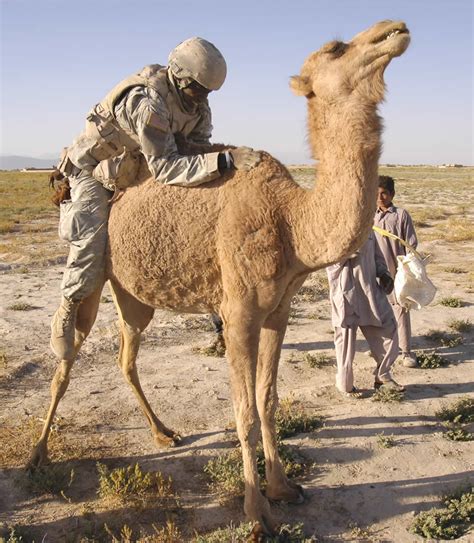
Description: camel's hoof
xmin=26 ymin=446 xmax=50 ymax=472
xmin=153 ymin=432 xmax=182 ymax=448
xmin=266 ymin=483 xmax=306 ymax=504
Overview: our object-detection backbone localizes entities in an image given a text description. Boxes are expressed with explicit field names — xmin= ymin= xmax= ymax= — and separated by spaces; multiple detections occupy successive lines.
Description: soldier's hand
xmin=230 ymin=146 xmax=261 ymax=171
xmin=380 ymin=273 xmax=394 ymax=295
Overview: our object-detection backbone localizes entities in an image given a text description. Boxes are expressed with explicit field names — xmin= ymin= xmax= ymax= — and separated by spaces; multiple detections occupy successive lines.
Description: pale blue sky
xmin=1 ymin=0 xmax=473 ymax=164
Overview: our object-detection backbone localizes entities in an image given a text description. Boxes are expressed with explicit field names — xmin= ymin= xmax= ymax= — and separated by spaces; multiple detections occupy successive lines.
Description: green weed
xmin=203 ymin=442 xmax=306 ymax=497
xmin=275 ymin=396 xmax=323 ymax=439
xmin=372 ymin=387 xmax=404 ymax=403
xmin=97 ymin=462 xmax=175 ymax=506
xmin=376 ymin=432 xmax=396 ymax=448
xmin=444 ymin=267 xmax=467 ymax=274
xmin=424 ymin=329 xmax=463 ymax=347
xmin=447 ymin=318 xmax=472 ymax=334
xmin=439 ymin=297 xmax=463 ymax=308
xmin=442 ymin=423 xmax=473 ymax=442
xmin=26 ymin=464 xmax=75 ymax=495
xmin=194 ymin=521 xmax=315 ymax=542
xmin=436 ymin=397 xmax=474 ymax=424
xmin=304 ymin=351 xmax=333 ymax=369
xmin=416 ymin=351 xmax=449 ymax=369
xmin=7 ymin=302 xmax=34 ymax=311
xmin=410 ymin=487 xmax=473 ymax=539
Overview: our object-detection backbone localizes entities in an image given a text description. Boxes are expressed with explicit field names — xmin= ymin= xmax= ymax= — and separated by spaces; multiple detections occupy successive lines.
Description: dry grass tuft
xmin=447 ymin=318 xmax=472 ymax=334
xmin=424 ymin=329 xmax=463 ymax=347
xmin=6 ymin=302 xmax=35 ymax=311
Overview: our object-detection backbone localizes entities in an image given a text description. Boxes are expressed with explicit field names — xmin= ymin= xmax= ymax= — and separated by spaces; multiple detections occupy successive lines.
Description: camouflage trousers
xmin=59 ymin=170 xmax=112 ymax=301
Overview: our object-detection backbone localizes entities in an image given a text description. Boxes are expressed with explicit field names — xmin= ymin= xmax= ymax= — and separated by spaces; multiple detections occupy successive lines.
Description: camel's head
xmin=290 ymin=20 xmax=410 ymax=104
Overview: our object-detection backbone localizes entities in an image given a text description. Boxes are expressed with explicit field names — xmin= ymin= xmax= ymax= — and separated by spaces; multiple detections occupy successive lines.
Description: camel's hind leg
xmin=28 ymin=283 xmax=104 ymax=469
xmin=109 ymin=280 xmax=180 ymax=448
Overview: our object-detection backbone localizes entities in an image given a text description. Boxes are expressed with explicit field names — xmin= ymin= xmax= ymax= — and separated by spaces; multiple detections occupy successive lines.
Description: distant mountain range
xmin=0 ymin=155 xmax=59 ymax=170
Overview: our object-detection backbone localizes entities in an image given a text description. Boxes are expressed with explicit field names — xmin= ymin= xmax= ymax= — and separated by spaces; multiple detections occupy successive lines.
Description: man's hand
xmin=379 ymin=272 xmax=394 ymax=295
xmin=230 ymin=146 xmax=261 ymax=171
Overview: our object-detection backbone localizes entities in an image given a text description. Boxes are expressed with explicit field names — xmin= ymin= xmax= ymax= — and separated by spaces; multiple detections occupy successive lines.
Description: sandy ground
xmin=0 ymin=220 xmax=473 ymax=541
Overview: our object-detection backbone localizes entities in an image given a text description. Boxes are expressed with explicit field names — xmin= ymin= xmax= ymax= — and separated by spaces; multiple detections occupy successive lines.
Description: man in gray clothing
xmin=326 ymin=232 xmax=405 ymax=396
xmin=51 ymin=37 xmax=260 ymax=361
xmin=374 ymin=175 xmax=419 ymax=367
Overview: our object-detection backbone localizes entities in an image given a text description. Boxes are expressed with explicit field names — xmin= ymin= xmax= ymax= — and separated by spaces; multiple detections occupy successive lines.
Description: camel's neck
xmin=292 ymin=97 xmax=382 ymax=269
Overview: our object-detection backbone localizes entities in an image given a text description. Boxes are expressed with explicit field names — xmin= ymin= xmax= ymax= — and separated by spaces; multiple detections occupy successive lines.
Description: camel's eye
xmin=325 ymin=41 xmax=347 ymax=57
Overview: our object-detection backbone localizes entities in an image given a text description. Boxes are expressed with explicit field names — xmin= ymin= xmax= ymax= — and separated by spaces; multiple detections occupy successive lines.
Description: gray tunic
xmin=374 ymin=205 xmax=418 ymax=303
xmin=326 ymin=233 xmax=394 ymax=328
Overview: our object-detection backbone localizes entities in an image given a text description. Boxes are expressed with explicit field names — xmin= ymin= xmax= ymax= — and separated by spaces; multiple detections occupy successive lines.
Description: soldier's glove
xmin=229 ymin=146 xmax=261 ymax=171
xmin=379 ymin=272 xmax=394 ymax=295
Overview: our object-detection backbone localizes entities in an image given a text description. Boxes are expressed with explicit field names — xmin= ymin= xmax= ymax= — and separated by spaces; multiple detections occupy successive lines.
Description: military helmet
xmin=168 ymin=37 xmax=227 ymax=91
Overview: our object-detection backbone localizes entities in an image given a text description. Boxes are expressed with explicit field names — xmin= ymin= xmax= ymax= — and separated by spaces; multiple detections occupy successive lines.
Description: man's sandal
xmin=339 ymin=386 xmax=364 ymax=399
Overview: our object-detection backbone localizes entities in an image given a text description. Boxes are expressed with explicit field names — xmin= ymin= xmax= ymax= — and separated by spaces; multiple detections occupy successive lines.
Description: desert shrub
xmin=436 ymin=397 xmax=474 ymax=443
xmin=416 ymin=351 xmax=449 ymax=369
xmin=442 ymin=424 xmax=473 ymax=442
xmin=102 ymin=520 xmax=182 ymax=543
xmin=275 ymin=396 xmax=323 ymax=439
xmin=447 ymin=318 xmax=472 ymax=334
xmin=304 ymin=351 xmax=333 ymax=369
xmin=372 ymin=387 xmax=404 ymax=403
xmin=97 ymin=462 xmax=174 ymax=506
xmin=376 ymin=432 xmax=396 ymax=448
xmin=0 ymin=527 xmax=28 ymax=543
xmin=194 ymin=521 xmax=315 ymax=542
xmin=436 ymin=397 xmax=474 ymax=424
xmin=203 ymin=442 xmax=306 ymax=496
xmin=444 ymin=267 xmax=467 ymax=274
xmin=424 ymin=330 xmax=463 ymax=347
xmin=410 ymin=488 xmax=473 ymax=539
xmin=6 ymin=302 xmax=34 ymax=311
xmin=26 ymin=464 xmax=74 ymax=495
xmin=439 ymin=297 xmax=463 ymax=308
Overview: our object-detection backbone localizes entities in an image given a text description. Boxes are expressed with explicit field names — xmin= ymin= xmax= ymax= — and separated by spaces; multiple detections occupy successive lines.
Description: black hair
xmin=379 ymin=175 xmax=395 ymax=193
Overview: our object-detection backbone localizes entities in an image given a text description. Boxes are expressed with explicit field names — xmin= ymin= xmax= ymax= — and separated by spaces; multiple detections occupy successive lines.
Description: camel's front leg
xmin=257 ymin=303 xmax=305 ymax=504
xmin=222 ymin=300 xmax=276 ymax=534
xmin=109 ymin=281 xmax=180 ymax=447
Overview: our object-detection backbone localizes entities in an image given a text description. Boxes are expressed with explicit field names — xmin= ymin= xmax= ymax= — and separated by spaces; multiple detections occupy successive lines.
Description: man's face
xmin=377 ymin=187 xmax=394 ymax=210
xmin=181 ymin=79 xmax=212 ymax=104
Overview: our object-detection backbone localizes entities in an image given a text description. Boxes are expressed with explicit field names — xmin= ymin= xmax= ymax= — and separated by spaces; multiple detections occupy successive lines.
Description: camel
xmin=29 ymin=20 xmax=410 ymax=534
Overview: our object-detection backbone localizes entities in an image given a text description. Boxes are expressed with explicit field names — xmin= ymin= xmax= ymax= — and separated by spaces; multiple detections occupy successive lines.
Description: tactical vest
xmin=61 ymin=64 xmax=208 ymax=175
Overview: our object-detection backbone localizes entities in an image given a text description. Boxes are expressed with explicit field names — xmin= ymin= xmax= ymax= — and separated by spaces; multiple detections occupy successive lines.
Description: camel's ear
xmin=289 ymin=75 xmax=313 ymax=97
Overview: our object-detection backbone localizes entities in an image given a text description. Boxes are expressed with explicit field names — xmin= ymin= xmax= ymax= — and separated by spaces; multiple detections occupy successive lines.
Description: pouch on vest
xmin=92 ymin=149 xmax=141 ymax=191
xmin=394 ymin=253 xmax=436 ymax=310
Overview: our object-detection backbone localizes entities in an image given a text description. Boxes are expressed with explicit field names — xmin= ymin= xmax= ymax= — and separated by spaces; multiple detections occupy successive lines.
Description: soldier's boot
xmin=50 ymin=297 xmax=80 ymax=360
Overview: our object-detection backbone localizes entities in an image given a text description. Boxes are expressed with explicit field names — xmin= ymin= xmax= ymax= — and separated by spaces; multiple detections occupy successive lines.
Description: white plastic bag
xmin=394 ymin=252 xmax=436 ymax=310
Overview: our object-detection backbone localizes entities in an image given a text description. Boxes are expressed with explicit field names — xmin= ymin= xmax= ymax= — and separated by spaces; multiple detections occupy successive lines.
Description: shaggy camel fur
xmin=30 ymin=20 xmax=410 ymax=534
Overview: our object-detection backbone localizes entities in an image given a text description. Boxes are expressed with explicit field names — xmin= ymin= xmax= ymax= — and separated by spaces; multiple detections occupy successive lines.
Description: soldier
xmin=326 ymin=232 xmax=405 ymax=397
xmin=374 ymin=175 xmax=419 ymax=367
xmin=51 ymin=37 xmax=260 ymax=360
